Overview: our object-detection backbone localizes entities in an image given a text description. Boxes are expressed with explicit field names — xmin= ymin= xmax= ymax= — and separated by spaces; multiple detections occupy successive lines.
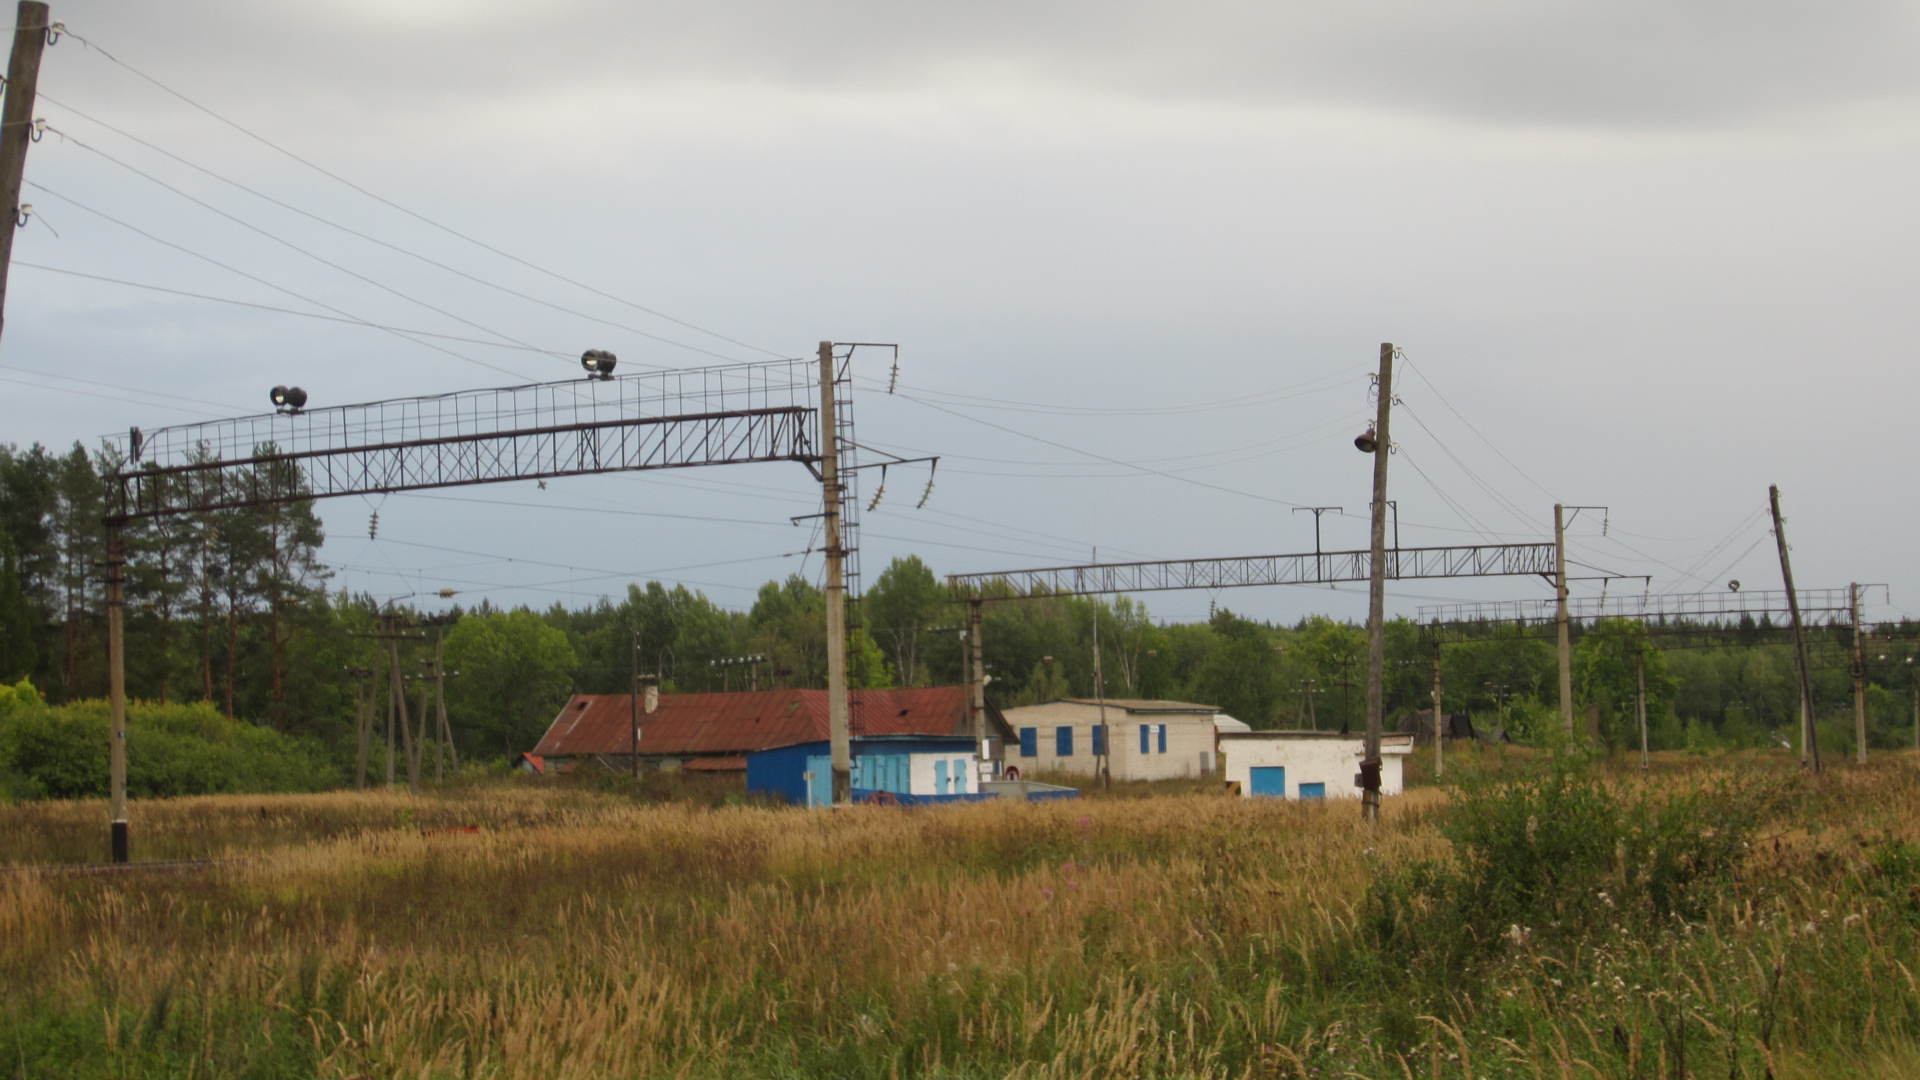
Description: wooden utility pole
xmin=1429 ymin=635 xmax=1443 ymax=781
xmin=1769 ymin=485 xmax=1820 ymax=773
xmin=1851 ymin=582 xmax=1867 ymax=764
xmin=819 ymin=342 xmax=852 ymax=804
xmin=1635 ymin=647 xmax=1649 ymax=772
xmin=104 ymin=521 xmax=127 ymax=862
xmin=1360 ymin=343 xmax=1393 ymax=822
xmin=0 ymin=1 xmax=49 ymax=344
xmin=968 ymin=599 xmax=986 ymax=775
xmin=1555 ymin=503 xmax=1574 ymax=737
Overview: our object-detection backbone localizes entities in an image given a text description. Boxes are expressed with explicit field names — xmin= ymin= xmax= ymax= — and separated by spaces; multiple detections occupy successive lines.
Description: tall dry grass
xmin=3 ymin=752 xmax=1918 ymax=1078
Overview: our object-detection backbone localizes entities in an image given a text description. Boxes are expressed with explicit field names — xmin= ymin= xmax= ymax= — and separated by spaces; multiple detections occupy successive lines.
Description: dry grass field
xmin=3 ymin=748 xmax=1918 ymax=1078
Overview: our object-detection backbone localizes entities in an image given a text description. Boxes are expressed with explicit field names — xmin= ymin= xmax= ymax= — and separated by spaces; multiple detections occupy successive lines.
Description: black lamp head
xmin=581 ymin=349 xmax=618 ymax=379
xmin=1354 ymin=425 xmax=1379 ymax=454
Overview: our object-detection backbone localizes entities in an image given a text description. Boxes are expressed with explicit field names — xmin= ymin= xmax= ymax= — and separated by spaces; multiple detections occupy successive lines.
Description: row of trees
xmin=4 ymin=438 xmax=1916 ymax=790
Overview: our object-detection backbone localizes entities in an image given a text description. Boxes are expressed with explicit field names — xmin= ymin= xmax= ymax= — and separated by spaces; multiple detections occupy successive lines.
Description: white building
xmin=1001 ymin=699 xmax=1227 ymax=780
xmin=1217 ymin=730 xmax=1414 ymax=799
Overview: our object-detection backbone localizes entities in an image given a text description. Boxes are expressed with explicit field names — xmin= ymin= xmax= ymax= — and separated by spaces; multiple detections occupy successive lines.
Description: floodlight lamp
xmin=1354 ymin=425 xmax=1378 ymax=453
xmin=581 ymin=349 xmax=618 ymax=380
xmin=270 ymin=385 xmax=289 ymax=407
xmin=1728 ymin=579 xmax=1741 ymax=593
xmin=270 ymin=385 xmax=308 ymax=413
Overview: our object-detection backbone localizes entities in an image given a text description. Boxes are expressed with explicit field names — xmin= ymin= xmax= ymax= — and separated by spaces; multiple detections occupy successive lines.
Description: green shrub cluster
xmin=0 ymin=680 xmax=338 ymax=801
xmin=1367 ymin=752 xmax=1777 ymax=976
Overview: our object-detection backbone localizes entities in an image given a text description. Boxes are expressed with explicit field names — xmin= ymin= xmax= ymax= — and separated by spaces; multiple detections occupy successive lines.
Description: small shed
xmin=748 ymin=735 xmax=987 ymax=807
xmin=1217 ymin=730 xmax=1414 ymax=799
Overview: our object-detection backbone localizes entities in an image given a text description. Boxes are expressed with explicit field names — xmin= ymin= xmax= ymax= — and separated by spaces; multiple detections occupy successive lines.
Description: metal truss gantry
xmin=947 ymin=542 xmax=1556 ymax=601
xmin=98 ymin=355 xmax=858 ymax=862
xmin=110 ymin=359 xmax=821 ymax=518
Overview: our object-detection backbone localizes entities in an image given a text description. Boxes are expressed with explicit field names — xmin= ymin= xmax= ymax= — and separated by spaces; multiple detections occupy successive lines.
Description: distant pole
xmin=1093 ymin=603 xmax=1110 ymax=789
xmin=433 ymin=632 xmax=453 ymax=778
xmin=0 ymin=2 xmax=49 ymax=345
xmin=1769 ymin=485 xmax=1821 ymax=773
xmin=105 ymin=519 xmax=128 ymax=863
xmin=630 ymin=628 xmax=641 ymax=778
xmin=1430 ymin=635 xmax=1443 ymax=781
xmin=1555 ymin=503 xmax=1574 ymax=737
xmin=1635 ymin=647 xmax=1649 ymax=772
xmin=1851 ymin=582 xmax=1867 ymax=764
xmin=968 ymin=599 xmax=986 ymax=772
xmin=351 ymin=666 xmax=372 ymax=790
xmin=1360 ymin=343 xmax=1393 ymax=822
xmin=819 ymin=342 xmax=852 ymax=805
xmin=390 ymin=632 xmax=418 ymax=793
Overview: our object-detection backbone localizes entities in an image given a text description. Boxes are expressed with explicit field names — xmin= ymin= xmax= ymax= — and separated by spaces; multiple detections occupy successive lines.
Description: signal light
xmin=581 ymin=350 xmax=617 ymax=380
xmin=270 ymin=386 xmax=307 ymax=413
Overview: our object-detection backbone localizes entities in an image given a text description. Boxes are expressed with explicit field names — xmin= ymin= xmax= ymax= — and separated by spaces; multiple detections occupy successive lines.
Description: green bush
xmin=1367 ymin=752 xmax=1775 ymax=979
xmin=0 ymin=682 xmax=339 ymax=800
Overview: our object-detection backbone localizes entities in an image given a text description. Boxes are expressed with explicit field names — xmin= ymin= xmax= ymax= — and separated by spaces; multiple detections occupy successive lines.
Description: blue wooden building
xmin=747 ymin=735 xmax=988 ymax=807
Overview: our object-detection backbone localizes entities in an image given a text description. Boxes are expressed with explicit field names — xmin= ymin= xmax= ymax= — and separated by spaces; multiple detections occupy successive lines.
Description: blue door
xmin=1249 ymin=766 xmax=1286 ymax=798
xmin=805 ymin=755 xmax=832 ymax=807
xmin=1298 ymin=782 xmax=1326 ymax=799
xmin=935 ymin=759 xmax=949 ymax=794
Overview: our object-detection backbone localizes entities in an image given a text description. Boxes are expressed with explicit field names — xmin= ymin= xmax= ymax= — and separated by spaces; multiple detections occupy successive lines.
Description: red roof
xmin=531 ymin=686 xmax=1002 ymax=758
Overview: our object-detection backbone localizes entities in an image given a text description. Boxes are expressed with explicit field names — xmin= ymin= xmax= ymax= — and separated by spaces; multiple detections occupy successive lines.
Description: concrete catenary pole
xmin=1430 ymin=634 xmax=1443 ymax=781
xmin=1769 ymin=485 xmax=1821 ymax=773
xmin=630 ymin=628 xmax=641 ymax=778
xmin=1635 ymin=646 xmax=1649 ymax=772
xmin=1360 ymin=342 xmax=1393 ymax=822
xmin=105 ymin=520 xmax=128 ymax=862
xmin=0 ymin=2 xmax=49 ymax=345
xmin=819 ymin=342 xmax=852 ymax=804
xmin=1555 ymin=503 xmax=1574 ymax=737
xmin=969 ymin=598 xmax=986 ymax=774
xmin=1851 ymin=582 xmax=1867 ymax=764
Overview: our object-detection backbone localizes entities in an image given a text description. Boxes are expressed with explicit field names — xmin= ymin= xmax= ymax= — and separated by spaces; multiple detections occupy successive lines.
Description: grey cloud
xmin=60 ymin=0 xmax=1920 ymax=131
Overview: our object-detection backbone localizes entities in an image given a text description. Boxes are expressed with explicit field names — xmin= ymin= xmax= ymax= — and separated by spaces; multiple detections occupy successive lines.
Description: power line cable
xmin=37 ymin=94 xmax=754 ymax=366
xmin=17 ymin=262 xmax=586 ymax=353
xmin=44 ymin=125 xmax=577 ymax=368
xmin=57 ymin=27 xmax=788 ymax=361
xmin=1397 ymin=353 xmax=1560 ymax=503
xmin=24 ymin=181 xmax=536 ymax=381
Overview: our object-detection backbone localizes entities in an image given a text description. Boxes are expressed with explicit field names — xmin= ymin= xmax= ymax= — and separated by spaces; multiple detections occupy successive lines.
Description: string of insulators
xmin=916 ymin=460 xmax=938 ymax=509
xmin=887 ymin=358 xmax=900 ymax=394
xmin=867 ymin=465 xmax=888 ymax=512
xmin=368 ymin=511 xmax=379 ymax=540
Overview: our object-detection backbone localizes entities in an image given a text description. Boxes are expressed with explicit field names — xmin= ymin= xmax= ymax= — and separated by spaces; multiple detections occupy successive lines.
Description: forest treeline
xmin=2 ymin=439 xmax=1916 ymax=797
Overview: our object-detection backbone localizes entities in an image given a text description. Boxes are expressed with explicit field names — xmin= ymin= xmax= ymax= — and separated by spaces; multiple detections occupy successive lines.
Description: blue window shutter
xmin=1019 ymin=728 xmax=1037 ymax=757
xmin=1139 ymin=724 xmax=1150 ymax=753
xmin=1057 ymin=726 xmax=1074 ymax=756
xmin=1158 ymin=724 xmax=1167 ymax=753
xmin=1092 ymin=724 xmax=1107 ymax=756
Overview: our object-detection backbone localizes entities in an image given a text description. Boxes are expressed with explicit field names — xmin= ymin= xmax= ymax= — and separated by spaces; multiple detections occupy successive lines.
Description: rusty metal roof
xmin=531 ymin=686 xmax=1002 ymax=758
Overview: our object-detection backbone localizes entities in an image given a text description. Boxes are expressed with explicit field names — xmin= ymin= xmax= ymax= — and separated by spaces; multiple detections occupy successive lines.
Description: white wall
xmin=908 ymin=750 xmax=979 ymax=795
xmin=1002 ymin=702 xmax=1218 ymax=780
xmin=1219 ymin=735 xmax=1409 ymax=799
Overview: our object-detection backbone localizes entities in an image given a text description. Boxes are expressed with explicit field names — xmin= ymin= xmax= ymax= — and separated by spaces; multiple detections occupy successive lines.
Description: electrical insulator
xmin=887 ymin=359 xmax=900 ymax=394
xmin=368 ymin=511 xmax=379 ymax=539
xmin=867 ymin=465 xmax=887 ymax=512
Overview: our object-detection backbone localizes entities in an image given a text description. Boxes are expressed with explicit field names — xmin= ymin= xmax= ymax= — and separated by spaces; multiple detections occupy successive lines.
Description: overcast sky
xmin=3 ymin=0 xmax=1917 ymax=629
